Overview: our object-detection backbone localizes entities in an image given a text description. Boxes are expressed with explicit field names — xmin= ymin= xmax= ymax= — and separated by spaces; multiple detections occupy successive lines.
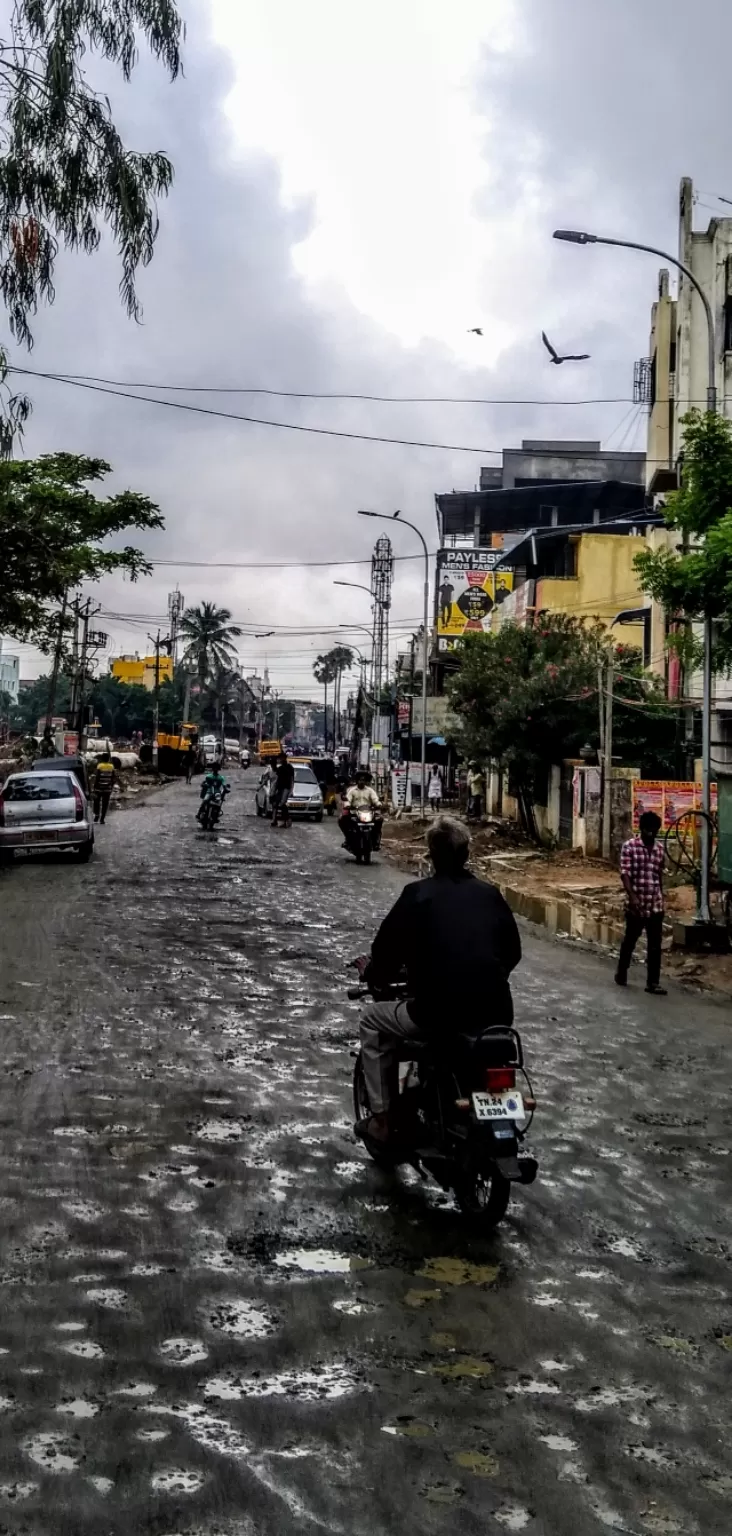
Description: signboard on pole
xmin=436 ymin=549 xmax=514 ymax=645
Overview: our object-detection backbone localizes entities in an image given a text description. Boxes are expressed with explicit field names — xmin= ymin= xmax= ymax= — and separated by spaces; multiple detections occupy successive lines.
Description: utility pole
xmin=602 ymin=656 xmax=614 ymax=862
xmin=45 ymin=593 xmax=69 ymax=733
xmin=75 ymin=599 xmax=93 ymax=749
xmin=68 ymin=596 xmax=81 ymax=727
xmin=151 ymin=630 xmax=161 ymax=770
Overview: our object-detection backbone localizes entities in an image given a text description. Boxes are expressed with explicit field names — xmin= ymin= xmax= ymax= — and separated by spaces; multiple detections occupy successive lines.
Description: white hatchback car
xmin=0 ymin=769 xmax=94 ymax=863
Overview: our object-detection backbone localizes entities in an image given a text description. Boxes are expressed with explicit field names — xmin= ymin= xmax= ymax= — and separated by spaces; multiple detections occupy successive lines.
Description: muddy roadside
xmin=380 ymin=817 xmax=732 ymax=1003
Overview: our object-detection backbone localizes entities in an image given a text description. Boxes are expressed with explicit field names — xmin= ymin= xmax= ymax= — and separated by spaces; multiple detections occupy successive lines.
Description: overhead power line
xmin=6 ymin=364 xmax=690 ymax=461
xmin=14 ymin=365 xmax=633 ymax=406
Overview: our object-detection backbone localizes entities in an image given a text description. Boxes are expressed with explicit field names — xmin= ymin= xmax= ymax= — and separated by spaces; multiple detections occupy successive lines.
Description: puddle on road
xmin=417 ymin=1257 xmax=499 ymax=1287
xmin=204 ymin=1363 xmax=366 ymax=1401
xmin=151 ymin=1467 xmax=205 ymax=1494
xmin=58 ymin=1339 xmax=104 ymax=1359
xmin=273 ymin=1249 xmax=372 ymax=1275
xmin=158 ymin=1337 xmax=209 ymax=1367
xmin=192 ymin=1118 xmax=249 ymax=1144
xmin=501 ymin=884 xmax=625 ymax=949
xmin=0 ymin=1482 xmax=37 ymax=1501
xmin=425 ymin=1356 xmax=494 ymax=1380
xmin=204 ymin=1299 xmax=275 ymax=1338
xmin=85 ymin=1287 xmax=128 ymax=1310
xmin=55 ymin=1398 xmax=99 ymax=1419
xmin=382 ymin=1419 xmax=433 ymax=1439
xmin=454 ymin=1450 xmax=500 ymax=1477
xmin=23 ymin=1432 xmax=79 ymax=1474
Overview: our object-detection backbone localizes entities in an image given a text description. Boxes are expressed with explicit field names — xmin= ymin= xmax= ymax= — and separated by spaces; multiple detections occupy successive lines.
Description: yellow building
xmin=110 ymin=654 xmax=174 ymax=690
xmin=536 ymin=532 xmax=646 ymax=649
xmin=495 ymin=528 xmax=649 ymax=655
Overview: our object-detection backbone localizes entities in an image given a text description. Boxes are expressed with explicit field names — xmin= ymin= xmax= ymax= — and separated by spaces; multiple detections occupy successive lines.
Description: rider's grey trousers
xmin=360 ymin=999 xmax=423 ymax=1116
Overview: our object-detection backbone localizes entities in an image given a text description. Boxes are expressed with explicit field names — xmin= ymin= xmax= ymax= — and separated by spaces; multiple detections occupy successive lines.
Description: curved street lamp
xmin=358 ymin=509 xmax=429 ymax=814
xmin=554 ymin=227 xmax=716 ymax=924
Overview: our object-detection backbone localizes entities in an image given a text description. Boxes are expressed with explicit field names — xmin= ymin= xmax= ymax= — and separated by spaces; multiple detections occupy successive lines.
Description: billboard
xmin=436 ymin=549 xmax=514 ymax=643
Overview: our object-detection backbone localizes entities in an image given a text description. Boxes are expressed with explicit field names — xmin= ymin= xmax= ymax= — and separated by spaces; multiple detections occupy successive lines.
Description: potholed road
xmin=0 ymin=777 xmax=729 ymax=1536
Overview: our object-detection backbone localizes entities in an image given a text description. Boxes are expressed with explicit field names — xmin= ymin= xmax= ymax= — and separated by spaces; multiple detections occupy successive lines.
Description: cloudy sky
xmin=9 ymin=0 xmax=731 ymax=694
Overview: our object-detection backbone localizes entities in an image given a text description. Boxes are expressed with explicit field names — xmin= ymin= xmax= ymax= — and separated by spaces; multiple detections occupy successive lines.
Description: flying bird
xmin=467 ymin=327 xmax=483 ymax=335
xmin=542 ymin=330 xmax=590 ymax=364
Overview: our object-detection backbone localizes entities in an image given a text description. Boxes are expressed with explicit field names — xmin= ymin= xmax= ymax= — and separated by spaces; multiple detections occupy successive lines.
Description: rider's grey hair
xmin=426 ymin=815 xmax=470 ymax=873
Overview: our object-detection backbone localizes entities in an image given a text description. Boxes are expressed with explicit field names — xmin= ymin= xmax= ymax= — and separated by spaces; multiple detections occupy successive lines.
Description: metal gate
xmin=558 ymin=765 xmax=574 ymax=847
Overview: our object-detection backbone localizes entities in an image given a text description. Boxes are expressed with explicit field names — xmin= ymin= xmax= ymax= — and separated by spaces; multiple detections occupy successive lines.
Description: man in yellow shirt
xmin=93 ymin=753 xmax=116 ymax=825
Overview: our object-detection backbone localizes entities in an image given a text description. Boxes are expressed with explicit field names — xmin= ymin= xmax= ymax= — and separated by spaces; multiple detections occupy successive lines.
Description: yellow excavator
xmin=157 ymin=722 xmax=199 ymax=773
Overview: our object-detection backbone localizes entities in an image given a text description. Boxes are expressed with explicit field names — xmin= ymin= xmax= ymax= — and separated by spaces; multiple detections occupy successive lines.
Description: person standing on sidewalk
xmin=92 ymin=753 xmax=116 ymax=826
xmin=427 ymin=767 xmax=443 ymax=814
xmin=615 ymin=811 xmax=666 ymax=995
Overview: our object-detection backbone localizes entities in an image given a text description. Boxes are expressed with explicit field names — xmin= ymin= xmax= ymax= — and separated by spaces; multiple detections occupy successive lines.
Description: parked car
xmin=0 ymin=769 xmax=94 ymax=863
xmin=287 ymin=763 xmax=324 ymax=821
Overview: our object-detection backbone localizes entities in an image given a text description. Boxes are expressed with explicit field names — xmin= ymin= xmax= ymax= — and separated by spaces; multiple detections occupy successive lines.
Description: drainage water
xmin=500 ymin=886 xmax=625 ymax=950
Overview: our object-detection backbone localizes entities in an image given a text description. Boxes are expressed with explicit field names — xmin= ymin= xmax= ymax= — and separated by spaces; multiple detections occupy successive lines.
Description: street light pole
xmin=334 ymin=581 xmax=381 ymax=698
xmin=358 ymin=510 xmax=430 ymax=816
xmin=554 ymin=227 xmax=717 ymax=923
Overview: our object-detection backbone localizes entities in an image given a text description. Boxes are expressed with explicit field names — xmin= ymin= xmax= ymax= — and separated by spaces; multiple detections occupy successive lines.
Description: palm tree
xmin=180 ymin=603 xmax=242 ymax=693
xmin=313 ymin=652 xmax=338 ymax=753
xmin=328 ymin=645 xmax=354 ymax=746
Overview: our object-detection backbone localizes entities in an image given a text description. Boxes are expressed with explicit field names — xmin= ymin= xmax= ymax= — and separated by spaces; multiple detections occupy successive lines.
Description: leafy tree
xmin=0 ymin=453 xmax=163 ymax=645
xmin=635 ymin=409 xmax=732 ymax=670
xmin=0 ymin=0 xmax=183 ymax=445
xmin=180 ymin=603 xmax=242 ymax=693
xmin=448 ymin=616 xmax=678 ymax=831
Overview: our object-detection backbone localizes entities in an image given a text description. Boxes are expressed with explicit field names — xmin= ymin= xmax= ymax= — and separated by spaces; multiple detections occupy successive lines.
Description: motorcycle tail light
xmin=485 ymin=1066 xmax=515 ymax=1092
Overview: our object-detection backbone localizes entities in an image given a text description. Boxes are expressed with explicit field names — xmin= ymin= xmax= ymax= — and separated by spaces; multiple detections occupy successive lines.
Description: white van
xmin=201 ymin=735 xmax=219 ymax=766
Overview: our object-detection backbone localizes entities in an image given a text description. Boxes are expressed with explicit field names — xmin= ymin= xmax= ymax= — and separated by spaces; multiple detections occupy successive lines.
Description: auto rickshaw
xmin=295 ymin=757 xmax=340 ymax=816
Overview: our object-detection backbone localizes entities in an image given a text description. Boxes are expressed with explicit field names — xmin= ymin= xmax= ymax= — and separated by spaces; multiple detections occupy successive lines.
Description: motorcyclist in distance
xmin=339 ymin=767 xmax=383 ymax=850
xmin=197 ymin=760 xmax=229 ymax=823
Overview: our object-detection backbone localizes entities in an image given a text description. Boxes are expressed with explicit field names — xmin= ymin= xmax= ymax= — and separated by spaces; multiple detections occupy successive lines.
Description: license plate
xmin=22 ymin=829 xmax=58 ymax=843
xmin=472 ymin=1090 xmax=524 ymax=1122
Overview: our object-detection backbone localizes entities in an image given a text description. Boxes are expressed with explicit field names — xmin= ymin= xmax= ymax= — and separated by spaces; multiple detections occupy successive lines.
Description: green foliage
xmin=448 ymin=615 xmax=604 ymax=779
xmin=0 ymin=2 xmax=182 ymax=346
xmin=635 ymin=410 xmax=732 ymax=668
xmin=447 ymin=615 xmax=678 ymax=784
xmin=0 ymin=453 xmax=163 ymax=645
xmin=180 ymin=604 xmax=242 ymax=691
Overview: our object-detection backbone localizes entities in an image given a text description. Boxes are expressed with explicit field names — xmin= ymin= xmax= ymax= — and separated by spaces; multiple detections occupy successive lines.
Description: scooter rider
xmin=355 ymin=815 xmax=521 ymax=1152
xmin=339 ymin=768 xmax=382 ymax=850
xmin=197 ymin=760 xmax=229 ymax=822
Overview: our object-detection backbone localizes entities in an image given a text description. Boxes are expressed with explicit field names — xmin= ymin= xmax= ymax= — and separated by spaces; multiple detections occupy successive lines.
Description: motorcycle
xmin=197 ymin=784 xmax=229 ymax=831
xmin=350 ymin=972 xmax=538 ymax=1227
xmin=346 ymin=806 xmax=379 ymax=865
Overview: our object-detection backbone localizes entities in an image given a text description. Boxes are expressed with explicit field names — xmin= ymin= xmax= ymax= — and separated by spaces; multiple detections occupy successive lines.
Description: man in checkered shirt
xmin=615 ymin=811 xmax=666 ymax=995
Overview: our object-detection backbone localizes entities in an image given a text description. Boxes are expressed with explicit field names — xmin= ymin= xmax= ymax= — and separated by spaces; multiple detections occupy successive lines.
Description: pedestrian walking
xmin=271 ymin=752 xmax=294 ymax=829
xmin=427 ymin=766 xmax=443 ymax=814
xmin=615 ymin=811 xmax=667 ymax=995
xmin=466 ymin=764 xmax=484 ymax=823
xmin=185 ymin=743 xmax=196 ymax=784
xmin=92 ymin=753 xmax=116 ymax=826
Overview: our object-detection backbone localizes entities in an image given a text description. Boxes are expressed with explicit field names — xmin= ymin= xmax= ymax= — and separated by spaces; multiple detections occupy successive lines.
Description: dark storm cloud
xmin=16 ymin=0 xmax=713 ymax=684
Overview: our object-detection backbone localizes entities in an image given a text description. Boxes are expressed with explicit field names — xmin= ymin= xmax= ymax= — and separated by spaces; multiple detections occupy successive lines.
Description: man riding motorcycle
xmin=339 ymin=768 xmax=383 ymax=851
xmin=355 ymin=815 xmax=521 ymax=1152
xmin=197 ymin=762 xmax=229 ymax=823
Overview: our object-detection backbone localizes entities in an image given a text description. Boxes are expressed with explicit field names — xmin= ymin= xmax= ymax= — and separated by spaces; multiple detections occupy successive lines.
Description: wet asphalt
xmin=0 ymin=775 xmax=730 ymax=1536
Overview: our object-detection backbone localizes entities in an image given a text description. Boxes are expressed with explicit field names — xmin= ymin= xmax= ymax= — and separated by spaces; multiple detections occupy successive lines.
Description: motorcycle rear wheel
xmin=454 ymin=1171 xmax=511 ymax=1228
